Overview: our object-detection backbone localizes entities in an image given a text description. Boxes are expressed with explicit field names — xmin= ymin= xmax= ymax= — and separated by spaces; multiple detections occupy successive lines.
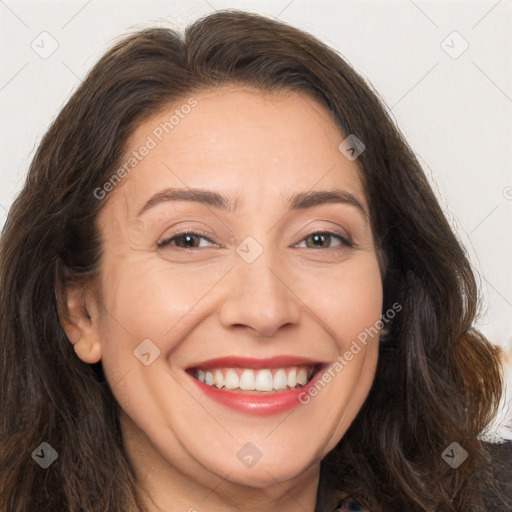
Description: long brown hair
xmin=0 ymin=10 xmax=508 ymax=511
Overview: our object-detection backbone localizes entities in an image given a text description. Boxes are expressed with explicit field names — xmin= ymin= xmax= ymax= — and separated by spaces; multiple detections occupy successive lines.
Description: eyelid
xmin=157 ymin=229 xmax=354 ymax=250
xmin=295 ymin=228 xmax=354 ymax=248
xmin=157 ymin=229 xmax=219 ymax=249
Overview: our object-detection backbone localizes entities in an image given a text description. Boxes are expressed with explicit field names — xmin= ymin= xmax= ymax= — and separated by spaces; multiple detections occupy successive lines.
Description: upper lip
xmin=186 ymin=355 xmax=326 ymax=370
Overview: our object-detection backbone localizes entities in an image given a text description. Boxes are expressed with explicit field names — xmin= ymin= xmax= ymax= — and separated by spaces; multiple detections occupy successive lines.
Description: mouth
xmin=185 ymin=356 xmax=326 ymax=415
xmin=189 ymin=365 xmax=317 ymax=394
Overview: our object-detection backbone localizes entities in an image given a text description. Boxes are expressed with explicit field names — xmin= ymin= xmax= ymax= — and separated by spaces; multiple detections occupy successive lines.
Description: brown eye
xmin=157 ymin=232 xmax=215 ymax=249
xmin=298 ymin=231 xmax=353 ymax=249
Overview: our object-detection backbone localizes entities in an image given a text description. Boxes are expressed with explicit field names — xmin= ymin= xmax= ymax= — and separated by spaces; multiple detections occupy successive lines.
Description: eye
xmin=295 ymin=231 xmax=353 ymax=250
xmin=157 ymin=231 xmax=216 ymax=250
xmin=157 ymin=230 xmax=353 ymax=251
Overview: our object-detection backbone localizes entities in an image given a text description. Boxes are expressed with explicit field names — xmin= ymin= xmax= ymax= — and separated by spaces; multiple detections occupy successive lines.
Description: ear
xmin=59 ymin=283 xmax=102 ymax=364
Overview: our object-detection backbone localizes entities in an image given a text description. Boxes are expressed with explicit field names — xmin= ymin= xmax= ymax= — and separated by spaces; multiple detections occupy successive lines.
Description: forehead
xmin=101 ymin=86 xmax=368 ymax=222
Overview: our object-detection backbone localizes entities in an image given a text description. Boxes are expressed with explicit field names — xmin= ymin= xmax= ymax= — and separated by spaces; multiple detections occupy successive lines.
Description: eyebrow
xmin=137 ymin=187 xmax=368 ymax=218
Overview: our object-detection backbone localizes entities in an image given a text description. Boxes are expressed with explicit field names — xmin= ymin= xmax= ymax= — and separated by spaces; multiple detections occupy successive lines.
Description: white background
xmin=1 ymin=0 xmax=511 ymax=349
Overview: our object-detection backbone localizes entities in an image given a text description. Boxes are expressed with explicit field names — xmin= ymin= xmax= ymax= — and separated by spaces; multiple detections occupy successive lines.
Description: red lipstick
xmin=186 ymin=356 xmax=326 ymax=416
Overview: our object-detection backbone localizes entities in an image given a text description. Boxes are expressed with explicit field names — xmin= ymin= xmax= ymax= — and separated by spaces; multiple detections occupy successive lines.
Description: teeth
xmin=213 ymin=369 xmax=224 ymax=389
xmin=273 ymin=369 xmax=287 ymax=390
xmin=239 ymin=369 xmax=256 ymax=390
xmin=296 ymin=367 xmax=308 ymax=386
xmin=224 ymin=369 xmax=239 ymax=389
xmin=194 ymin=365 xmax=315 ymax=392
xmin=255 ymin=369 xmax=273 ymax=391
xmin=287 ymin=368 xmax=296 ymax=388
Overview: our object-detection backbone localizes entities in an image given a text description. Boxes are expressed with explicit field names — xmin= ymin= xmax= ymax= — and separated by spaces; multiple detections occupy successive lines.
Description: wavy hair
xmin=0 ymin=10 xmax=508 ymax=512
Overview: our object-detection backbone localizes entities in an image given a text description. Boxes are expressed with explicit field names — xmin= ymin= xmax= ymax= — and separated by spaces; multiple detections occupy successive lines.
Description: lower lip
xmin=189 ymin=368 xmax=324 ymax=416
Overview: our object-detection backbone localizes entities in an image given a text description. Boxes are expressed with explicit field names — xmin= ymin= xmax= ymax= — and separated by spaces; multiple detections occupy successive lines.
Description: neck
xmin=120 ymin=412 xmax=321 ymax=512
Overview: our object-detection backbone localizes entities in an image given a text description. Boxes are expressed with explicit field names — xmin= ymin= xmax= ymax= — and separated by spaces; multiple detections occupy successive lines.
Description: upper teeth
xmin=195 ymin=366 xmax=314 ymax=391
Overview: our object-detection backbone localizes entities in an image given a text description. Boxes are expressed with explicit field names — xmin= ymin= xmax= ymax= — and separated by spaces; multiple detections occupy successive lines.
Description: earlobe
xmin=73 ymin=336 xmax=102 ymax=364
xmin=59 ymin=283 xmax=102 ymax=364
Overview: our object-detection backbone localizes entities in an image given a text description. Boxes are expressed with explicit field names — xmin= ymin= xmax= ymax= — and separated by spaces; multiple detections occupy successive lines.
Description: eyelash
xmin=157 ymin=230 xmax=353 ymax=251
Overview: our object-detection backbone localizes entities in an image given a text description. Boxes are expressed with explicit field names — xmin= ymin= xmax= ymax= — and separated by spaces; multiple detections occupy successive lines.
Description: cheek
xmin=98 ymin=248 xmax=382 ymax=350
xmin=94 ymin=256 xmax=223 ymax=416
xmin=298 ymin=254 xmax=383 ymax=347
xmin=303 ymin=256 xmax=382 ymax=449
xmin=96 ymin=251 xmax=231 ymax=363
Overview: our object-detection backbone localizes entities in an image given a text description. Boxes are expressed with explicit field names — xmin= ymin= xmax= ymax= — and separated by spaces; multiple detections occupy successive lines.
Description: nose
xmin=219 ymin=248 xmax=301 ymax=337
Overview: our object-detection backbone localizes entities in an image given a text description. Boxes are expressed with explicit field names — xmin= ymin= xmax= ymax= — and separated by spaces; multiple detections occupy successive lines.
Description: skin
xmin=62 ymin=86 xmax=382 ymax=512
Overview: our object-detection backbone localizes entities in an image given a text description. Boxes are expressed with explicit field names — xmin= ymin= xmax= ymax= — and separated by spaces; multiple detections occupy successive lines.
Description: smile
xmin=193 ymin=366 xmax=315 ymax=393
xmin=186 ymin=356 xmax=326 ymax=415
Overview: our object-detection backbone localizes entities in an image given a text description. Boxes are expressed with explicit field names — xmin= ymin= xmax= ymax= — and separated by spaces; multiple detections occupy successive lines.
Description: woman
xmin=0 ymin=10 xmax=510 ymax=512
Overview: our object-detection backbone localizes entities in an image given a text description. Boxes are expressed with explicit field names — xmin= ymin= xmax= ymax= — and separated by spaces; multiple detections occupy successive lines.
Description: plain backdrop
xmin=0 ymin=0 xmax=511 ymax=350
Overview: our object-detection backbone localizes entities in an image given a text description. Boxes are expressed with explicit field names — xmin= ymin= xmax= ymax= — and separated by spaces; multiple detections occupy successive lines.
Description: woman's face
xmin=77 ymin=86 xmax=382 ymax=489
